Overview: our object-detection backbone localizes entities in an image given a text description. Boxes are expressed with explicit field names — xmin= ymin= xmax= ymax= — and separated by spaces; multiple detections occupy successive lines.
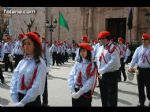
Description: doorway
xmin=106 ymin=18 xmax=126 ymax=42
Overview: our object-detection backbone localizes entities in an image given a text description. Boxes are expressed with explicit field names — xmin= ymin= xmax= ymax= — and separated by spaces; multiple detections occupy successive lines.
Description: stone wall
xmin=46 ymin=7 xmax=83 ymax=43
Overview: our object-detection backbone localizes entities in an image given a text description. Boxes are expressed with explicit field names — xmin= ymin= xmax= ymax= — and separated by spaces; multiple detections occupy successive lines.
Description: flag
xmin=59 ymin=12 xmax=69 ymax=31
xmin=127 ymin=7 xmax=133 ymax=30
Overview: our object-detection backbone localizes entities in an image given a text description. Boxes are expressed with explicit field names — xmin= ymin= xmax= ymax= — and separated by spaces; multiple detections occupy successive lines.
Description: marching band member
xmin=118 ymin=37 xmax=127 ymax=81
xmin=71 ymin=44 xmax=76 ymax=61
xmin=2 ymin=34 xmax=14 ymax=72
xmin=41 ymin=36 xmax=51 ymax=106
xmin=68 ymin=42 xmax=97 ymax=107
xmin=95 ymin=31 xmax=121 ymax=107
xmin=51 ymin=41 xmax=58 ymax=66
xmin=128 ymin=33 xmax=150 ymax=107
xmin=12 ymin=34 xmax=24 ymax=67
xmin=10 ymin=32 xmax=46 ymax=107
xmin=124 ymin=41 xmax=131 ymax=64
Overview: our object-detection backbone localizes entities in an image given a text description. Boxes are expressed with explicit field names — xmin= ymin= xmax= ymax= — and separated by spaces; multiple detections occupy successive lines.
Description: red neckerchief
xmin=20 ymin=65 xmax=38 ymax=91
xmin=99 ymin=43 xmax=116 ymax=64
xmin=76 ymin=62 xmax=97 ymax=98
xmin=141 ymin=47 xmax=150 ymax=65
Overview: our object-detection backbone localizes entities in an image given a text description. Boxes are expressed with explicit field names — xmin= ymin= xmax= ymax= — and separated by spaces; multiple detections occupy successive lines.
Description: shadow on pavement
xmin=0 ymin=97 xmax=10 ymax=106
xmin=118 ymin=88 xmax=138 ymax=96
xmin=118 ymin=98 xmax=132 ymax=105
xmin=126 ymin=81 xmax=137 ymax=86
xmin=50 ymin=67 xmax=60 ymax=70
xmin=62 ymin=64 xmax=73 ymax=68
xmin=92 ymin=91 xmax=101 ymax=99
xmin=0 ymin=83 xmax=10 ymax=90
xmin=47 ymin=74 xmax=67 ymax=81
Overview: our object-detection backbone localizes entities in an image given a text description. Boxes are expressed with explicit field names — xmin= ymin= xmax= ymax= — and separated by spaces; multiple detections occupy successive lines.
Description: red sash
xmin=20 ymin=66 xmax=38 ymax=90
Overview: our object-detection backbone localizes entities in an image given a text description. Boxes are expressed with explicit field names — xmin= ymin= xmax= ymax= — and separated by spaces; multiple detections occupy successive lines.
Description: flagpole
xmin=130 ymin=29 xmax=131 ymax=43
xmin=58 ymin=10 xmax=60 ymax=41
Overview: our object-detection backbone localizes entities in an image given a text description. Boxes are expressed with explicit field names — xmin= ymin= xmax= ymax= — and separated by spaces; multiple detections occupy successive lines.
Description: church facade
xmin=3 ymin=7 xmax=150 ymax=43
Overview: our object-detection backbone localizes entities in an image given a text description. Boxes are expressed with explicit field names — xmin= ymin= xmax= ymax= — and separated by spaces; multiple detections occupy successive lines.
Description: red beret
xmin=19 ymin=34 xmax=24 ymax=39
xmin=81 ymin=36 xmax=88 ymax=43
xmin=92 ymin=40 xmax=98 ymax=43
xmin=46 ymin=41 xmax=49 ymax=44
xmin=111 ymin=39 xmax=115 ymax=42
xmin=54 ymin=40 xmax=57 ymax=43
xmin=78 ymin=43 xmax=93 ymax=51
xmin=33 ymin=32 xmax=40 ymax=38
xmin=25 ymin=32 xmax=42 ymax=47
xmin=118 ymin=37 xmax=124 ymax=42
xmin=142 ymin=33 xmax=150 ymax=40
xmin=126 ymin=41 xmax=129 ymax=44
xmin=98 ymin=31 xmax=110 ymax=40
xmin=42 ymin=37 xmax=46 ymax=40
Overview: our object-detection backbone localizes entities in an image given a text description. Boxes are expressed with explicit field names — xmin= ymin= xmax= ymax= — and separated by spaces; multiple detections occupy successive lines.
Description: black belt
xmin=137 ymin=67 xmax=150 ymax=70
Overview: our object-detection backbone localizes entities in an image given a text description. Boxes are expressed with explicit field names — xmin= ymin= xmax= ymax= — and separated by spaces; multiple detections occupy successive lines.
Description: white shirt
xmin=51 ymin=44 xmax=57 ymax=52
xmin=96 ymin=41 xmax=121 ymax=75
xmin=130 ymin=45 xmax=150 ymax=68
xmin=10 ymin=57 xmax=47 ymax=105
xmin=93 ymin=43 xmax=101 ymax=61
xmin=68 ymin=59 xmax=96 ymax=94
xmin=118 ymin=44 xmax=126 ymax=58
xmin=42 ymin=42 xmax=51 ymax=66
xmin=124 ymin=46 xmax=131 ymax=62
xmin=12 ymin=40 xmax=23 ymax=55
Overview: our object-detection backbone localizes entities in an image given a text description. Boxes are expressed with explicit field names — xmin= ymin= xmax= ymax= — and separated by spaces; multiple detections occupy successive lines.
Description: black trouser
xmin=62 ymin=54 xmax=65 ymax=64
xmin=14 ymin=54 xmax=24 ymax=67
xmin=65 ymin=52 xmax=68 ymax=62
xmin=52 ymin=52 xmax=57 ymax=66
xmin=57 ymin=53 xmax=61 ymax=65
xmin=42 ymin=75 xmax=48 ymax=105
xmin=3 ymin=53 xmax=13 ymax=72
xmin=60 ymin=53 xmax=63 ymax=64
xmin=137 ymin=67 xmax=150 ymax=106
xmin=72 ymin=53 xmax=76 ymax=61
xmin=0 ymin=67 xmax=4 ymax=83
xmin=18 ymin=92 xmax=41 ymax=106
xmin=99 ymin=70 xmax=119 ymax=107
xmin=119 ymin=58 xmax=127 ymax=81
xmin=72 ymin=88 xmax=92 ymax=107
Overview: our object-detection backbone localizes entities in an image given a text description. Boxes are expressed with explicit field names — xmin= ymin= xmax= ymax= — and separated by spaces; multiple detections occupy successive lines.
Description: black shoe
xmin=124 ymin=78 xmax=127 ymax=81
xmin=42 ymin=104 xmax=48 ymax=107
xmin=137 ymin=104 xmax=145 ymax=107
xmin=118 ymin=79 xmax=122 ymax=82
xmin=1 ymin=79 xmax=4 ymax=84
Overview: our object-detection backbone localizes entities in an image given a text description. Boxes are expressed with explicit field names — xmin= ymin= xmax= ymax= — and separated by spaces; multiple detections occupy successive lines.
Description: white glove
xmin=14 ymin=102 xmax=25 ymax=107
xmin=71 ymin=90 xmax=83 ymax=99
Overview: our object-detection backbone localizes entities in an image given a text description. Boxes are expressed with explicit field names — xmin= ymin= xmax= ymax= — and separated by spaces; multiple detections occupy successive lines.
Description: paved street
xmin=0 ymin=59 xmax=149 ymax=107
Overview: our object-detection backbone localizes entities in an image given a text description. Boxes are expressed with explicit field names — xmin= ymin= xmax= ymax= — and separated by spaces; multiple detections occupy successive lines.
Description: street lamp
xmin=45 ymin=16 xmax=57 ymax=45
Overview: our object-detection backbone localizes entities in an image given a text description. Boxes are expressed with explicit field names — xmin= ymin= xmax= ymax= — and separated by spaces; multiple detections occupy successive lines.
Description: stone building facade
xmin=3 ymin=7 xmax=150 ymax=43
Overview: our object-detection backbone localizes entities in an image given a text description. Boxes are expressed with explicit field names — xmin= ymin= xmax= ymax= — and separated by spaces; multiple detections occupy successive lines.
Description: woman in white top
xmin=10 ymin=32 xmax=47 ymax=107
